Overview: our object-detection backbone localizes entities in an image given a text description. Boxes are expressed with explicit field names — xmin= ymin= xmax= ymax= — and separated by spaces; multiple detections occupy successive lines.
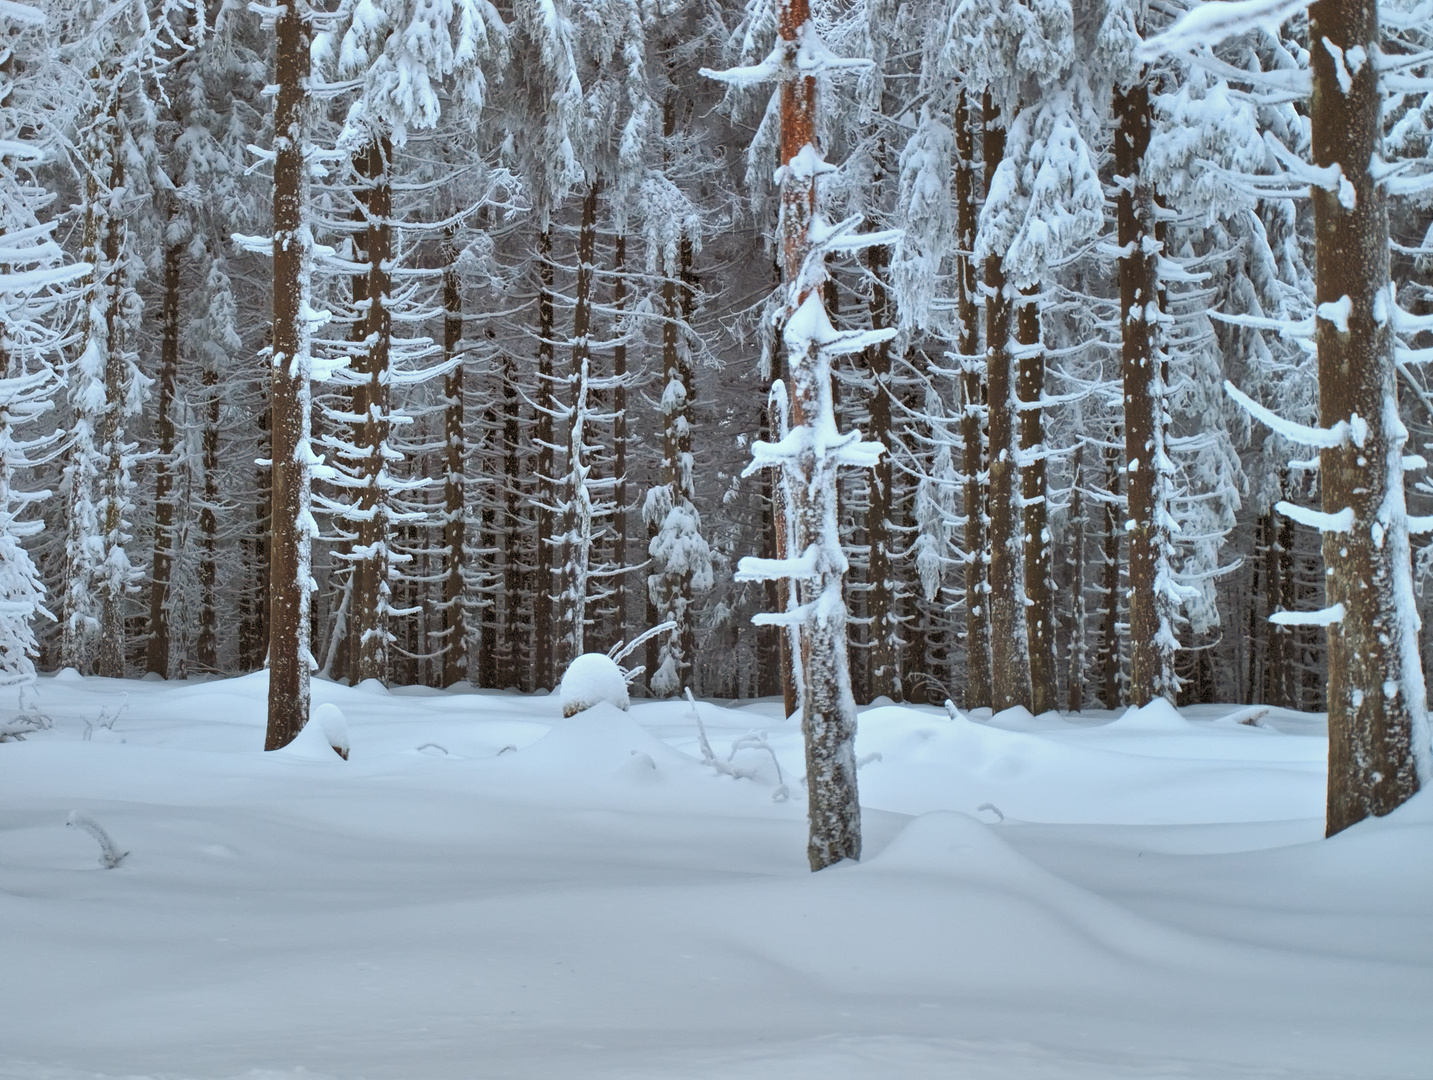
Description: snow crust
xmin=1 ymin=673 xmax=1430 ymax=1080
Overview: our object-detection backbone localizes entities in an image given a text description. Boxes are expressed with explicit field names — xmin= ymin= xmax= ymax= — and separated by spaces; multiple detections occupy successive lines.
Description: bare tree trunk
xmin=1310 ymin=0 xmax=1426 ymax=834
xmin=265 ymin=0 xmax=314 ymax=749
xmin=196 ymin=325 xmax=220 ymax=672
xmin=351 ymin=135 xmax=393 ymax=685
xmin=611 ymin=234 xmax=629 ymax=652
xmin=534 ymin=227 xmax=556 ymax=689
xmin=147 ymin=223 xmax=180 ymax=677
xmin=1099 ymin=442 xmax=1122 ymax=709
xmin=1017 ymin=284 xmax=1054 ymax=713
xmin=983 ymin=95 xmax=1032 ymax=714
xmin=441 ymin=231 xmax=467 ymax=687
xmin=499 ymin=341 xmax=524 ymax=689
xmin=1115 ymin=72 xmax=1175 ymax=707
xmin=955 ymin=87 xmax=991 ymax=711
xmin=557 ymin=177 xmax=601 ymax=672
xmin=96 ymin=96 xmax=128 ymax=680
xmin=1066 ymin=443 xmax=1086 ymax=712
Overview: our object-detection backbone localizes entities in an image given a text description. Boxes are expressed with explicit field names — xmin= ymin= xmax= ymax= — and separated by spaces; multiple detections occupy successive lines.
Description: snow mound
xmin=559 ymin=653 xmax=630 ymax=717
xmin=275 ymin=703 xmax=350 ymax=761
xmin=1108 ymin=698 xmax=1193 ymax=731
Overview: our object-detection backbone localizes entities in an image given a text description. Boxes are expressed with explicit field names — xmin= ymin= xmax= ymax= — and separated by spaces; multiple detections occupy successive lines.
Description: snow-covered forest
xmin=7 ymin=1 xmax=1433 ymax=1074
xmin=5 ymin=0 xmax=1433 ymax=830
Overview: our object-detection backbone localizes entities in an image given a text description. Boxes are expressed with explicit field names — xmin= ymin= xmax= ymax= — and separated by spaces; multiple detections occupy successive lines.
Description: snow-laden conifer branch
xmin=1224 ymin=380 xmax=1350 ymax=448
xmin=1270 ymin=604 xmax=1346 ymax=627
xmin=1140 ymin=0 xmax=1310 ymax=59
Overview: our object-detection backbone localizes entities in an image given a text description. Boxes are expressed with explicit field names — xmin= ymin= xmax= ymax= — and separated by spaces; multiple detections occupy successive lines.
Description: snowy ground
xmin=2 ymin=672 xmax=1431 ymax=1080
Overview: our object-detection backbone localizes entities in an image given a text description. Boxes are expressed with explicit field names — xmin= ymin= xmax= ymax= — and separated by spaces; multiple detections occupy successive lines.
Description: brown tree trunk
xmin=147 ymin=226 xmax=181 ymax=677
xmin=1311 ymin=0 xmax=1425 ymax=834
xmin=1099 ymin=442 xmax=1122 ymax=709
xmin=1066 ymin=443 xmax=1086 ymax=712
xmin=265 ymin=0 xmax=313 ymax=749
xmin=534 ymin=227 xmax=556 ymax=689
xmin=956 ymin=87 xmax=991 ymax=711
xmin=196 ymin=337 xmax=220 ymax=672
xmin=442 ymin=231 xmax=467 ymax=687
xmin=610 ymin=234 xmax=629 ymax=651
xmin=96 ymin=97 xmax=128 ymax=680
xmin=983 ymin=94 xmax=1032 ymax=714
xmin=351 ymin=135 xmax=393 ymax=685
xmin=1115 ymin=72 xmax=1173 ymax=708
xmin=1017 ymin=284 xmax=1054 ymax=713
xmin=499 ymin=340 xmax=524 ymax=689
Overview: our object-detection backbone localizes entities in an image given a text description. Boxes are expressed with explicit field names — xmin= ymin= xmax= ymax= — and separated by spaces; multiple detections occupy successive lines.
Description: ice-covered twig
xmin=686 ymin=690 xmax=759 ymax=783
xmin=609 ymin=621 xmax=677 ymax=666
xmin=66 ymin=811 xmax=127 ymax=869
xmin=976 ymin=803 xmax=1005 ymax=823
xmin=729 ymin=731 xmax=789 ymax=802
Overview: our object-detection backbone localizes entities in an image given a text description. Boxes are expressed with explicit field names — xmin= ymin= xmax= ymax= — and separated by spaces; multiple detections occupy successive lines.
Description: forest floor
xmin=1 ymin=671 xmax=1430 ymax=1080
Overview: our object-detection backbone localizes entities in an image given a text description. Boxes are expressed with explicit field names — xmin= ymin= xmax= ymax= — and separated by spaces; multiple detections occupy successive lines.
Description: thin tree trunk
xmin=147 ymin=227 xmax=180 ymax=677
xmin=1099 ymin=442 xmax=1122 ymax=709
xmin=196 ymin=327 xmax=220 ymax=671
xmin=557 ymin=177 xmax=601 ymax=672
xmin=611 ymin=234 xmax=629 ymax=653
xmin=1017 ymin=284 xmax=1054 ymax=713
xmin=96 ymin=97 xmax=128 ymax=680
xmin=351 ymin=135 xmax=393 ymax=684
xmin=441 ymin=230 xmax=467 ymax=687
xmin=265 ymin=0 xmax=314 ymax=749
xmin=499 ymin=341 xmax=524 ymax=689
xmin=1066 ymin=443 xmax=1086 ymax=713
xmin=534 ymin=227 xmax=556 ymax=689
xmin=865 ymin=141 xmax=898 ymax=702
xmin=1115 ymin=72 xmax=1174 ymax=707
xmin=1310 ymin=0 xmax=1425 ymax=834
xmin=956 ymin=86 xmax=991 ymax=711
xmin=983 ymin=94 xmax=1032 ymax=714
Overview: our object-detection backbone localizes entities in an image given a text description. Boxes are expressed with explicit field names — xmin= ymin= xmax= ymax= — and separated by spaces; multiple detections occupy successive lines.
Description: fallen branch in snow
xmin=728 ymin=731 xmax=790 ymax=802
xmin=66 ymin=811 xmax=127 ymax=869
xmin=82 ymin=694 xmax=128 ymax=742
xmin=687 ymin=690 xmax=758 ymax=782
xmin=1 ymin=684 xmax=53 ymax=742
xmin=976 ymin=803 xmax=1005 ymax=823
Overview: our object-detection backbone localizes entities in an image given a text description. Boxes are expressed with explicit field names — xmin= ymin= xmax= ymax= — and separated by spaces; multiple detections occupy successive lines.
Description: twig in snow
xmin=976 ymin=803 xmax=1005 ymax=823
xmin=1 ymin=684 xmax=53 ymax=742
xmin=729 ymin=731 xmax=789 ymax=801
xmin=685 ymin=689 xmax=760 ymax=784
xmin=66 ymin=811 xmax=128 ymax=868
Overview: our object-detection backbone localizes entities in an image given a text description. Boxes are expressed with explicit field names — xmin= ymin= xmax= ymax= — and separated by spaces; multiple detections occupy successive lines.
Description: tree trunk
xmin=1115 ymin=72 xmax=1174 ymax=707
xmin=96 ymin=96 xmax=128 ymax=680
xmin=1099 ymin=442 xmax=1122 ymax=709
xmin=611 ymin=234 xmax=629 ymax=652
xmin=147 ymin=227 xmax=180 ymax=677
xmin=955 ymin=87 xmax=991 ymax=711
xmin=1017 ymin=284 xmax=1054 ymax=713
xmin=557 ymin=177 xmax=601 ymax=672
xmin=499 ymin=340 xmax=524 ymax=689
xmin=442 ymin=231 xmax=467 ymax=687
xmin=983 ymin=94 xmax=1032 ymax=714
xmin=196 ymin=320 xmax=221 ymax=672
xmin=534 ymin=227 xmax=556 ymax=689
xmin=265 ymin=0 xmax=313 ymax=750
xmin=351 ymin=135 xmax=393 ymax=685
xmin=1310 ymin=0 xmax=1426 ymax=834
xmin=865 ymin=142 xmax=898 ymax=702
xmin=1066 ymin=443 xmax=1086 ymax=712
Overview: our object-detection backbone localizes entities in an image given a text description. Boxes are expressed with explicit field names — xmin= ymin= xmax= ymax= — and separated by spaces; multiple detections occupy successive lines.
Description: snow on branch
xmin=1224 ymin=381 xmax=1350 ymax=448
xmin=1270 ymin=604 xmax=1346 ymax=627
xmin=1275 ymin=500 xmax=1354 ymax=533
xmin=1141 ymin=0 xmax=1310 ymax=59
xmin=734 ymin=547 xmax=820 ymax=584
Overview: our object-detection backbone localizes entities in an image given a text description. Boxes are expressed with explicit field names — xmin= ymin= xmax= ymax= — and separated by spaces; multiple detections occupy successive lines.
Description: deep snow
xmin=1 ymin=672 xmax=1430 ymax=1080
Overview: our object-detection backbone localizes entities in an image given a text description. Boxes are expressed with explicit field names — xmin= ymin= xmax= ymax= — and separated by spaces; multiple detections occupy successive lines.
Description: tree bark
xmin=147 ymin=225 xmax=181 ymax=678
xmin=1310 ymin=0 xmax=1426 ymax=834
xmin=1017 ymin=284 xmax=1054 ymax=713
xmin=534 ymin=227 xmax=556 ymax=689
xmin=983 ymin=94 xmax=1033 ymax=714
xmin=442 ymin=230 xmax=468 ymax=688
xmin=955 ymin=87 xmax=991 ymax=711
xmin=265 ymin=0 xmax=313 ymax=750
xmin=611 ymin=234 xmax=630 ymax=653
xmin=1066 ymin=443 xmax=1086 ymax=712
xmin=1099 ymin=442 xmax=1122 ymax=709
xmin=1115 ymin=72 xmax=1174 ymax=708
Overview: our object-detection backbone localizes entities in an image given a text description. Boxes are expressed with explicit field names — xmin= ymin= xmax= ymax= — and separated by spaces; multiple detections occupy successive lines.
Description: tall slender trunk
xmin=442 ymin=230 xmax=467 ymax=687
xmin=499 ymin=341 xmax=524 ymax=689
xmin=196 ymin=324 xmax=221 ymax=671
xmin=611 ymin=234 xmax=629 ymax=652
xmin=265 ymin=0 xmax=314 ymax=749
xmin=956 ymin=87 xmax=991 ymax=711
xmin=983 ymin=94 xmax=1032 ymax=713
xmin=1066 ymin=444 xmax=1087 ymax=712
xmin=557 ymin=178 xmax=601 ymax=671
xmin=1115 ymin=72 xmax=1173 ymax=707
xmin=1310 ymin=0 xmax=1426 ymax=834
xmin=1017 ymin=284 xmax=1054 ymax=713
xmin=1099 ymin=442 xmax=1122 ymax=709
xmin=351 ymin=135 xmax=393 ymax=684
xmin=96 ymin=96 xmax=128 ymax=680
xmin=865 ymin=140 xmax=898 ymax=702
xmin=147 ymin=224 xmax=181 ymax=677
xmin=534 ymin=227 xmax=556 ymax=689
